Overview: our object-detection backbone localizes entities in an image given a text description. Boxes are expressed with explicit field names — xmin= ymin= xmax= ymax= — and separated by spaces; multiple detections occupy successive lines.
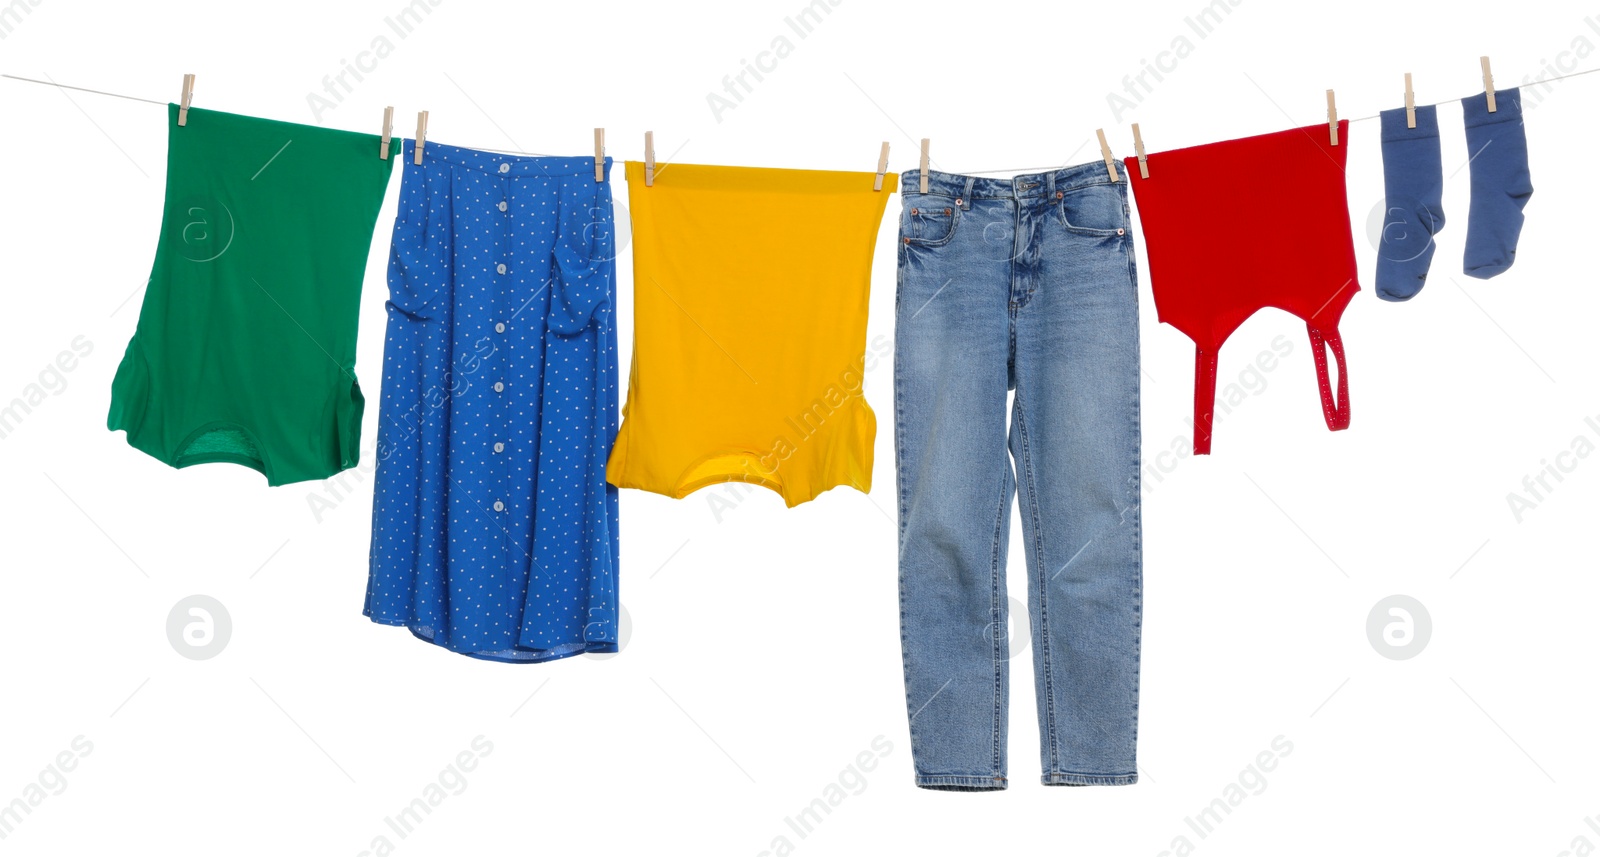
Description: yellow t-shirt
xmin=606 ymin=161 xmax=895 ymax=507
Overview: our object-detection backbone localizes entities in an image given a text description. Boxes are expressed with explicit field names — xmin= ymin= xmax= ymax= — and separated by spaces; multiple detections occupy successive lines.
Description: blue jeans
xmin=894 ymin=162 xmax=1142 ymax=789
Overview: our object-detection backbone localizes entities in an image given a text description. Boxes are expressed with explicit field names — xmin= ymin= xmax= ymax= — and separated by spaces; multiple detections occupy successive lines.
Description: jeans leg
xmin=1011 ymin=222 xmax=1143 ymax=787
xmin=895 ymin=199 xmax=1015 ymax=791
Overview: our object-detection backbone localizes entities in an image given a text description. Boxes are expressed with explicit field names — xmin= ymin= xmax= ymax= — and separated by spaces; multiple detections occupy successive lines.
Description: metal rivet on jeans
xmin=911 ymin=208 xmax=919 ymax=215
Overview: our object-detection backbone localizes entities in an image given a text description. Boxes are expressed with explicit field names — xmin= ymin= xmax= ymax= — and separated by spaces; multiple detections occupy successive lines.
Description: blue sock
xmin=1463 ymin=87 xmax=1534 ymax=279
xmin=1376 ymin=105 xmax=1445 ymax=301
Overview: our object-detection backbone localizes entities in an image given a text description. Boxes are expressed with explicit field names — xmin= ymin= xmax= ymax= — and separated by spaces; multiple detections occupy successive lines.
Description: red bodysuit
xmin=1127 ymin=121 xmax=1358 ymax=455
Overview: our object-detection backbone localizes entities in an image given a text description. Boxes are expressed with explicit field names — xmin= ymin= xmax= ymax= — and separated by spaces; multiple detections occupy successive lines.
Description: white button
xmin=496 ymin=263 xmax=507 ymax=274
xmin=493 ymin=442 xmax=505 ymax=453
xmin=494 ymin=381 xmax=504 ymax=393
xmin=493 ymin=500 xmax=505 ymax=511
xmin=495 ymin=322 xmax=506 ymax=333
xmin=498 ymin=201 xmax=508 ymax=212
xmin=498 ymin=163 xmax=510 ymax=174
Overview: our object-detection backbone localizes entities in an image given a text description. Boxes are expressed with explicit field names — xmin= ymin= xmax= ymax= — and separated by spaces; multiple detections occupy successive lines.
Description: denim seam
xmin=1124 ymin=237 xmax=1144 ymax=769
xmin=1124 ymin=225 xmax=1139 ymax=300
xmin=1008 ymin=200 xmax=1024 ymax=320
xmin=1041 ymin=771 xmax=1139 ymax=786
xmin=907 ymin=167 xmax=1119 ymax=200
xmin=916 ymin=774 xmax=1009 ymax=791
xmin=893 ymin=241 xmax=908 ymax=531
xmin=893 ymin=246 xmax=921 ymax=773
xmin=942 ymin=178 xmax=1123 ymax=200
xmin=988 ymin=450 xmax=1010 ymax=780
xmin=1017 ymin=201 xmax=1041 ymax=310
xmin=1012 ymin=387 xmax=1058 ymax=775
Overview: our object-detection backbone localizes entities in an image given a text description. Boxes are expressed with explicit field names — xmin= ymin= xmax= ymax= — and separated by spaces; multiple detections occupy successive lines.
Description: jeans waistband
xmin=900 ymin=159 xmax=1125 ymax=199
xmin=403 ymin=139 xmax=613 ymax=180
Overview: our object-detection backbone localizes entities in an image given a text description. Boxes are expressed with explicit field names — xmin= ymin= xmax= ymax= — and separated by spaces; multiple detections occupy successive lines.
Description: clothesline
xmin=1339 ymin=64 xmax=1600 ymax=122
xmin=8 ymin=63 xmax=1600 ymax=175
xmin=962 ymin=64 xmax=1600 ymax=174
xmin=0 ymin=73 xmax=569 ymax=157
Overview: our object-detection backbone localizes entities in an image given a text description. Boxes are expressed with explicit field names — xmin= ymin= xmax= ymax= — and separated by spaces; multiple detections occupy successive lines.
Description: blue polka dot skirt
xmin=364 ymin=140 xmax=620 ymax=663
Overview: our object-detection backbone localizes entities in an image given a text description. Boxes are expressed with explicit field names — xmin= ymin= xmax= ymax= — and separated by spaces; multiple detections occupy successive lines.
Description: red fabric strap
xmin=1192 ymin=327 xmax=1348 ymax=456
xmin=1307 ymin=325 xmax=1350 ymax=432
xmin=1193 ymin=347 xmax=1218 ymax=455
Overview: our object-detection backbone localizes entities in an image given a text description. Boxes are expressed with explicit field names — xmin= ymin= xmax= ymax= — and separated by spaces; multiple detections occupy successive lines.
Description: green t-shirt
xmin=109 ymin=104 xmax=394 ymax=485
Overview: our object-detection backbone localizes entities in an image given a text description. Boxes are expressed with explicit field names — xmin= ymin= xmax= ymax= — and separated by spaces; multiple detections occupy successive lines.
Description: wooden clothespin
xmin=380 ymin=106 xmax=394 ymax=160
xmin=873 ymin=142 xmax=890 ymax=191
xmin=178 ymin=74 xmax=194 ymax=126
xmin=1131 ymin=123 xmax=1149 ymax=179
xmin=1326 ymin=90 xmax=1339 ymax=145
xmin=1404 ymin=73 xmax=1416 ymax=129
xmin=1096 ymin=129 xmax=1118 ymax=182
xmin=414 ymin=111 xmax=428 ymax=165
xmin=919 ymin=138 xmax=929 ymax=193
xmin=1481 ymin=56 xmax=1497 ymax=112
xmin=594 ymin=128 xmax=605 ymax=183
xmin=644 ymin=131 xmax=655 ymax=187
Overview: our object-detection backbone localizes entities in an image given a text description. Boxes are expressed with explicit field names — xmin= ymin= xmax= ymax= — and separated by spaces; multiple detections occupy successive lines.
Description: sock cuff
xmin=1380 ymin=104 xmax=1440 ymax=141
xmin=1463 ymin=88 xmax=1525 ymax=128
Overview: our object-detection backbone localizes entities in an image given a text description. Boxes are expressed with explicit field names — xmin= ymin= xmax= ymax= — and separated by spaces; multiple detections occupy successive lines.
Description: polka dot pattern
xmin=363 ymin=140 xmax=621 ymax=663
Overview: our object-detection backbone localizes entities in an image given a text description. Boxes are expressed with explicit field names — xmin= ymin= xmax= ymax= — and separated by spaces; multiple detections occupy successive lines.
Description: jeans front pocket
xmin=901 ymin=194 xmax=961 ymax=247
xmin=1054 ymin=182 xmax=1128 ymax=237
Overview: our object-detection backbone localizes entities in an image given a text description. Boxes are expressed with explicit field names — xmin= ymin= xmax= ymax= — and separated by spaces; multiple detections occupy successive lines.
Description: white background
xmin=1 ymin=1 xmax=1596 ymax=854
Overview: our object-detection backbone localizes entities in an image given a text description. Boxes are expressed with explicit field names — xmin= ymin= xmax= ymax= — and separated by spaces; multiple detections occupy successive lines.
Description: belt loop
xmin=960 ymin=176 xmax=976 ymax=207
xmin=1045 ymin=170 xmax=1057 ymax=202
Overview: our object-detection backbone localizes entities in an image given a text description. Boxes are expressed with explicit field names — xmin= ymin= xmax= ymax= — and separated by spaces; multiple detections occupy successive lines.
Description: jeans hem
xmin=1041 ymin=772 xmax=1138 ymax=786
xmin=916 ymin=774 xmax=1007 ymax=791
